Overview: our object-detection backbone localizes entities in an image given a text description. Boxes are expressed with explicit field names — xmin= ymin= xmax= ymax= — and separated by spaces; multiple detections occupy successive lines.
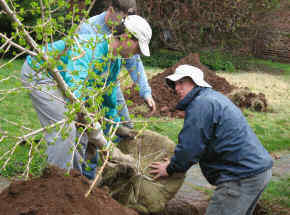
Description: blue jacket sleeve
xmin=166 ymin=99 xmax=215 ymax=175
xmin=125 ymin=55 xmax=152 ymax=99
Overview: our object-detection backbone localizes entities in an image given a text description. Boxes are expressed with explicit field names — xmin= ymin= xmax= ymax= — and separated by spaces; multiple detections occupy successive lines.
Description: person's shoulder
xmin=77 ymin=34 xmax=94 ymax=41
xmin=200 ymin=88 xmax=227 ymax=102
xmin=88 ymin=11 xmax=106 ymax=23
xmin=200 ymin=88 xmax=239 ymax=113
xmin=188 ymin=88 xmax=220 ymax=111
xmin=195 ymin=88 xmax=216 ymax=102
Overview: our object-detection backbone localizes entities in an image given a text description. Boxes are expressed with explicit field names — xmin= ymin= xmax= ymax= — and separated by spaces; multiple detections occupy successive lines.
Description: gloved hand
xmin=87 ymin=123 xmax=107 ymax=148
xmin=116 ymin=126 xmax=136 ymax=139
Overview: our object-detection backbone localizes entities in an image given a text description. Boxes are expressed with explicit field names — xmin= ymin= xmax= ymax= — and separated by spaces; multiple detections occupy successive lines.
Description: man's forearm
xmin=125 ymin=55 xmax=152 ymax=99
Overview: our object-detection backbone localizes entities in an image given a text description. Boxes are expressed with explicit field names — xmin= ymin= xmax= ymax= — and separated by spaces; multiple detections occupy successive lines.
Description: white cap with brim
xmin=166 ymin=64 xmax=212 ymax=88
xmin=124 ymin=15 xmax=152 ymax=56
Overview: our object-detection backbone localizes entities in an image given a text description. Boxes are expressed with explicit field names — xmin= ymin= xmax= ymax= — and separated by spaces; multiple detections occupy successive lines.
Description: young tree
xmin=0 ymin=0 xmax=137 ymax=196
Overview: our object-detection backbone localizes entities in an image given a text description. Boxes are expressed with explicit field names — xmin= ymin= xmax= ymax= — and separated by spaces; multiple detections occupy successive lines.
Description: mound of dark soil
xmin=228 ymin=88 xmax=268 ymax=112
xmin=0 ymin=166 xmax=138 ymax=215
xmin=125 ymin=53 xmax=235 ymax=118
xmin=126 ymin=53 xmax=268 ymax=118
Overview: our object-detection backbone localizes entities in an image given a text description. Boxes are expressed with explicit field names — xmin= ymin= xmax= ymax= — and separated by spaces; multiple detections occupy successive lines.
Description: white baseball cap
xmin=166 ymin=64 xmax=212 ymax=88
xmin=124 ymin=15 xmax=152 ymax=56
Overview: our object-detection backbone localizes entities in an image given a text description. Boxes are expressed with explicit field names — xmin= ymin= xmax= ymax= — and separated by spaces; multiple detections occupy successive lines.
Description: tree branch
xmin=0 ymin=51 xmax=26 ymax=69
xmin=85 ymin=122 xmax=120 ymax=198
xmin=73 ymin=0 xmax=97 ymax=33
xmin=22 ymin=140 xmax=34 ymax=180
xmin=0 ymin=33 xmax=37 ymax=56
xmin=0 ymin=0 xmax=39 ymax=52
xmin=0 ymin=0 xmax=79 ymax=106
xmin=1 ymin=119 xmax=67 ymax=171
xmin=0 ymin=117 xmax=33 ymax=132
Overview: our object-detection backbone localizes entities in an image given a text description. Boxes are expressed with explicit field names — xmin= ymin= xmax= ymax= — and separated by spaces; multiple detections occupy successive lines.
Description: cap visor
xmin=165 ymin=74 xmax=188 ymax=89
xmin=195 ymin=79 xmax=212 ymax=88
xmin=166 ymin=73 xmax=186 ymax=82
xmin=139 ymin=41 xmax=150 ymax=56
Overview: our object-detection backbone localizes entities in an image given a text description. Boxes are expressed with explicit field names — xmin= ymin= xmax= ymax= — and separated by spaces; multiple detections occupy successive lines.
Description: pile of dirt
xmin=126 ymin=53 xmax=268 ymax=117
xmin=0 ymin=166 xmax=138 ymax=215
xmin=228 ymin=88 xmax=268 ymax=112
xmin=125 ymin=53 xmax=235 ymax=118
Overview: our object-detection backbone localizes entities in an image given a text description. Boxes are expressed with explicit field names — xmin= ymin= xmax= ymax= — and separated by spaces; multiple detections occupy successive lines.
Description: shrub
xmin=137 ymin=0 xmax=280 ymax=53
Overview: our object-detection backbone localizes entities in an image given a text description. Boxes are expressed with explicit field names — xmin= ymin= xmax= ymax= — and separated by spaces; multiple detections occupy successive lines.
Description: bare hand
xmin=149 ymin=158 xmax=170 ymax=180
xmin=145 ymin=97 xmax=156 ymax=115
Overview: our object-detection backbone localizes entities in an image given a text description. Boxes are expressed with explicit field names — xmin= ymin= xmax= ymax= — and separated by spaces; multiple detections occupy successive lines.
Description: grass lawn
xmin=0 ymin=59 xmax=45 ymax=177
xmin=0 ymin=58 xmax=290 ymax=210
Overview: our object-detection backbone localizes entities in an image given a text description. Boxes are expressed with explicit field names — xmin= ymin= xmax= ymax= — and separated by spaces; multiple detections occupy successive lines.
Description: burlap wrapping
xmin=101 ymin=129 xmax=185 ymax=214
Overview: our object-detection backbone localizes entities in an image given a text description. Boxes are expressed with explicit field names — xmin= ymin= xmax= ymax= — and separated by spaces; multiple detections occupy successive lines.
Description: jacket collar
xmin=176 ymin=86 xmax=204 ymax=111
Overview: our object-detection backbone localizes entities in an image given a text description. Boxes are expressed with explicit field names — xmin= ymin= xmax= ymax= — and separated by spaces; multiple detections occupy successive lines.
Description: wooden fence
xmin=254 ymin=31 xmax=290 ymax=63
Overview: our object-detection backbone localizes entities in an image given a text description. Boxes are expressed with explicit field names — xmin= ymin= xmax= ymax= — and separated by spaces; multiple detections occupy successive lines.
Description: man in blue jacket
xmin=150 ymin=64 xmax=273 ymax=215
xmin=78 ymin=0 xmax=156 ymax=127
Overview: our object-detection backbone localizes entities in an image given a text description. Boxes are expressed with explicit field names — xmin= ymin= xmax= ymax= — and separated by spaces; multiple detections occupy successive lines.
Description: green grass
xmin=0 ymin=59 xmax=44 ymax=177
xmin=1 ymin=58 xmax=290 ymax=209
xmin=262 ymin=177 xmax=290 ymax=208
xmin=244 ymin=110 xmax=290 ymax=152
xmin=250 ymin=59 xmax=290 ymax=76
xmin=135 ymin=117 xmax=184 ymax=144
xmin=0 ymin=59 xmax=40 ymax=133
